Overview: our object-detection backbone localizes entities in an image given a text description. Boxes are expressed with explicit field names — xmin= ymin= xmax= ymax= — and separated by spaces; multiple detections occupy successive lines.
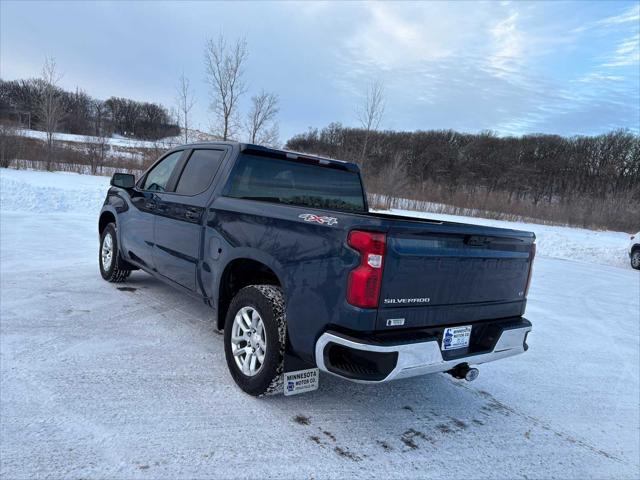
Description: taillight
xmin=346 ymin=230 xmax=386 ymax=308
xmin=524 ymin=243 xmax=536 ymax=296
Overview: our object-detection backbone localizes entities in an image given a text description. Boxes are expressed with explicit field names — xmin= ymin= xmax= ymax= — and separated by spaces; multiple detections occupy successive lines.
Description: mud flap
xmin=283 ymin=344 xmax=319 ymax=396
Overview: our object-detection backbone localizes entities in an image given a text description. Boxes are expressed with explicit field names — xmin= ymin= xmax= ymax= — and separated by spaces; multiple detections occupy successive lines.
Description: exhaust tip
xmin=447 ymin=363 xmax=479 ymax=381
xmin=465 ymin=368 xmax=479 ymax=382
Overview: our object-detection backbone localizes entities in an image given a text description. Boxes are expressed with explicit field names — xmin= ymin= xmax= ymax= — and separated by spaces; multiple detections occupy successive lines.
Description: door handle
xmin=145 ymin=201 xmax=157 ymax=210
xmin=185 ymin=209 xmax=200 ymax=220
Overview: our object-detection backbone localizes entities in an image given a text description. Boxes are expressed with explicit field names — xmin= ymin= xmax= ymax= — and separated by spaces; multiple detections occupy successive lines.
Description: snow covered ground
xmin=379 ymin=208 xmax=633 ymax=270
xmin=19 ymin=128 xmax=178 ymax=149
xmin=18 ymin=128 xmax=215 ymax=150
xmin=1 ymin=168 xmax=639 ymax=479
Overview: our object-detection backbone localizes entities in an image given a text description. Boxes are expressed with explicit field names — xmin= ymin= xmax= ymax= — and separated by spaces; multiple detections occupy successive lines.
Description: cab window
xmin=224 ymin=154 xmax=366 ymax=212
xmin=143 ymin=151 xmax=182 ymax=191
xmin=175 ymin=149 xmax=225 ymax=195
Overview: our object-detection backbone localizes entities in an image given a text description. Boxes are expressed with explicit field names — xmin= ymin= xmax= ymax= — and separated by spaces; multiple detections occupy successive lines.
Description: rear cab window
xmin=223 ymin=154 xmax=366 ymax=212
xmin=175 ymin=149 xmax=225 ymax=195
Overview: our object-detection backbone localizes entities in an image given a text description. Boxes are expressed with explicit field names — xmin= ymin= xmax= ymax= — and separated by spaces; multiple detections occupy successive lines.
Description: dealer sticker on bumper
xmin=442 ymin=325 xmax=472 ymax=351
xmin=284 ymin=368 xmax=319 ymax=396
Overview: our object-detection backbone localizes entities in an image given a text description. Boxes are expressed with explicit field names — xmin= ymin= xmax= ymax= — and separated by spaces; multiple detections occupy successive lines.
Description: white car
xmin=630 ymin=232 xmax=640 ymax=270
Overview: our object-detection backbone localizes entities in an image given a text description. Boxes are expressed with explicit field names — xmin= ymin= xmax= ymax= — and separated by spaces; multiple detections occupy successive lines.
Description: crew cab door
xmin=152 ymin=147 xmax=227 ymax=292
xmin=121 ymin=150 xmax=184 ymax=270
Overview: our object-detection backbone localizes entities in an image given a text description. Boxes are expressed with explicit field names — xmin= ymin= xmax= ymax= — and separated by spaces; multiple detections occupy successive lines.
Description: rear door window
xmin=224 ymin=154 xmax=366 ymax=212
xmin=143 ymin=151 xmax=183 ymax=192
xmin=175 ymin=149 xmax=225 ymax=195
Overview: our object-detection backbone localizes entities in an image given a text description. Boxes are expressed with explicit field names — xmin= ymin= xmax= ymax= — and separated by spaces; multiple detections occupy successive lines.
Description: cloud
xmin=332 ymin=1 xmax=639 ymax=136
xmin=600 ymin=3 xmax=640 ymax=25
xmin=603 ymin=33 xmax=640 ymax=67
xmin=570 ymin=4 xmax=640 ymax=70
xmin=575 ymin=3 xmax=640 ymax=32
xmin=488 ymin=12 xmax=523 ymax=75
xmin=1 ymin=1 xmax=638 ymax=138
xmin=342 ymin=3 xmax=462 ymax=70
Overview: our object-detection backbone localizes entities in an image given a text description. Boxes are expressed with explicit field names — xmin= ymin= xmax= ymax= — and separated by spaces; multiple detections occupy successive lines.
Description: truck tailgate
xmin=377 ymin=228 xmax=534 ymax=330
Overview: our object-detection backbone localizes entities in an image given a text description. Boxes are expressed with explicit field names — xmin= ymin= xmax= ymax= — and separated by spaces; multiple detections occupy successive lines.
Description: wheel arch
xmin=216 ymin=257 xmax=284 ymax=331
xmin=98 ymin=209 xmax=117 ymax=234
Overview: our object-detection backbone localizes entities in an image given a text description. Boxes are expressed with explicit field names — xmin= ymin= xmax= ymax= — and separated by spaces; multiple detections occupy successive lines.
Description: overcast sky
xmin=1 ymin=1 xmax=638 ymax=142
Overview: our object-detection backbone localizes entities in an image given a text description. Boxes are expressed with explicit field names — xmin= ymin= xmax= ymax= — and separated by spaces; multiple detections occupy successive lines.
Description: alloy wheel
xmin=101 ymin=233 xmax=113 ymax=271
xmin=230 ymin=306 xmax=267 ymax=376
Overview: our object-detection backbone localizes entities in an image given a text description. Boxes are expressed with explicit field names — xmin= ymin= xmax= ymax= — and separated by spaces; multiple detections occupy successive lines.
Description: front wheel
xmin=99 ymin=223 xmax=131 ymax=282
xmin=223 ymin=285 xmax=286 ymax=396
xmin=631 ymin=250 xmax=640 ymax=270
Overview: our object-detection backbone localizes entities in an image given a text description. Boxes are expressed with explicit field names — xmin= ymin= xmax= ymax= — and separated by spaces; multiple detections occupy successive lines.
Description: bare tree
xmin=204 ymin=34 xmax=248 ymax=140
xmin=37 ymin=57 xmax=64 ymax=170
xmin=92 ymin=99 xmax=107 ymax=137
xmin=356 ymin=79 xmax=385 ymax=171
xmin=84 ymin=99 xmax=111 ymax=174
xmin=0 ymin=123 xmax=23 ymax=168
xmin=245 ymin=90 xmax=279 ymax=146
xmin=85 ymin=129 xmax=109 ymax=175
xmin=176 ymin=73 xmax=196 ymax=143
xmin=379 ymin=153 xmax=409 ymax=208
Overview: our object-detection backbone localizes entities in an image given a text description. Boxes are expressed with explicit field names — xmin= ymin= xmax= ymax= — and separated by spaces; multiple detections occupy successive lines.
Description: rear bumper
xmin=315 ymin=318 xmax=531 ymax=383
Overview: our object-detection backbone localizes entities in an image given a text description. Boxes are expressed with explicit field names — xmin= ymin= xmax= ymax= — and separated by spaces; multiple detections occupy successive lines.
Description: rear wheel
xmin=224 ymin=285 xmax=286 ymax=396
xmin=99 ymin=223 xmax=131 ymax=282
xmin=631 ymin=249 xmax=640 ymax=270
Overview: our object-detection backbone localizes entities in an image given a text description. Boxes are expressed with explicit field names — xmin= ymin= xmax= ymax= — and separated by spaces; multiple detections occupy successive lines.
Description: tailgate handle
xmin=465 ymin=235 xmax=492 ymax=247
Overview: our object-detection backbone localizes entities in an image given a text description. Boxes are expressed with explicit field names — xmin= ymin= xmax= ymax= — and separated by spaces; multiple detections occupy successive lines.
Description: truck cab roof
xmin=172 ymin=141 xmax=361 ymax=173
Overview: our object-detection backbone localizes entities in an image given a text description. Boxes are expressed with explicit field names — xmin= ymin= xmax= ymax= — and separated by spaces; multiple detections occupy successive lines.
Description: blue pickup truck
xmin=99 ymin=142 xmax=535 ymax=396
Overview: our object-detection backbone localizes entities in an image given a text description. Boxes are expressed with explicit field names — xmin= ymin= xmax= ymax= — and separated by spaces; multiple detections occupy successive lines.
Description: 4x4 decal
xmin=298 ymin=213 xmax=338 ymax=226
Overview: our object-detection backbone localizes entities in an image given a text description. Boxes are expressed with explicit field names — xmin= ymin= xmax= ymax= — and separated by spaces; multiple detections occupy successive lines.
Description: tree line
xmin=1 ymin=43 xmax=636 ymax=231
xmin=0 ymin=32 xmax=282 ymax=150
xmin=0 ymin=33 xmax=283 ymax=173
xmin=286 ymin=124 xmax=639 ymax=231
xmin=0 ymin=75 xmax=179 ymax=141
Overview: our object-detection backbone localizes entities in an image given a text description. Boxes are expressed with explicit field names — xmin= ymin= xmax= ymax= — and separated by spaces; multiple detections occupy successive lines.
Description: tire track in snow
xmin=462 ymin=384 xmax=627 ymax=465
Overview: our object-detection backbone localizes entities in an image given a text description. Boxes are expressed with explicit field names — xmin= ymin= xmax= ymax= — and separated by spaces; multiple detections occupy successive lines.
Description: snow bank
xmin=0 ymin=168 xmax=109 ymax=215
xmin=0 ymin=168 xmax=631 ymax=268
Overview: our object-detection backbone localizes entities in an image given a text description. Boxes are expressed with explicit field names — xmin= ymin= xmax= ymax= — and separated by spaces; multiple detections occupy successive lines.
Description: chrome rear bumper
xmin=315 ymin=322 xmax=531 ymax=383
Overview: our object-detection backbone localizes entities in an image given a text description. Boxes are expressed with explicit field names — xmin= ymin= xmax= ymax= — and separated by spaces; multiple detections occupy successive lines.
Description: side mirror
xmin=110 ymin=172 xmax=135 ymax=189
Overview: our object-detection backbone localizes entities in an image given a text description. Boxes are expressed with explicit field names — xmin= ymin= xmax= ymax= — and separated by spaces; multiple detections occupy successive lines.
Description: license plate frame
xmin=442 ymin=325 xmax=472 ymax=351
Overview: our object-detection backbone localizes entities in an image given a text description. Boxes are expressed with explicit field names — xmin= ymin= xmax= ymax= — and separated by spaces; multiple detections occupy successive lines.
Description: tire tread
xmin=100 ymin=223 xmax=132 ymax=283
xmin=224 ymin=285 xmax=286 ymax=396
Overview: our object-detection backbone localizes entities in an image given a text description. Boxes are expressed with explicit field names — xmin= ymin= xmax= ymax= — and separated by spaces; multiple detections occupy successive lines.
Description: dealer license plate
xmin=442 ymin=325 xmax=472 ymax=351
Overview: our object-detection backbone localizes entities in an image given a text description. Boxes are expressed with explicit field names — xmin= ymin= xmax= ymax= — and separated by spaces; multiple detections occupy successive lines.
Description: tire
xmin=631 ymin=249 xmax=640 ymax=270
xmin=224 ymin=285 xmax=286 ymax=396
xmin=99 ymin=223 xmax=131 ymax=282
